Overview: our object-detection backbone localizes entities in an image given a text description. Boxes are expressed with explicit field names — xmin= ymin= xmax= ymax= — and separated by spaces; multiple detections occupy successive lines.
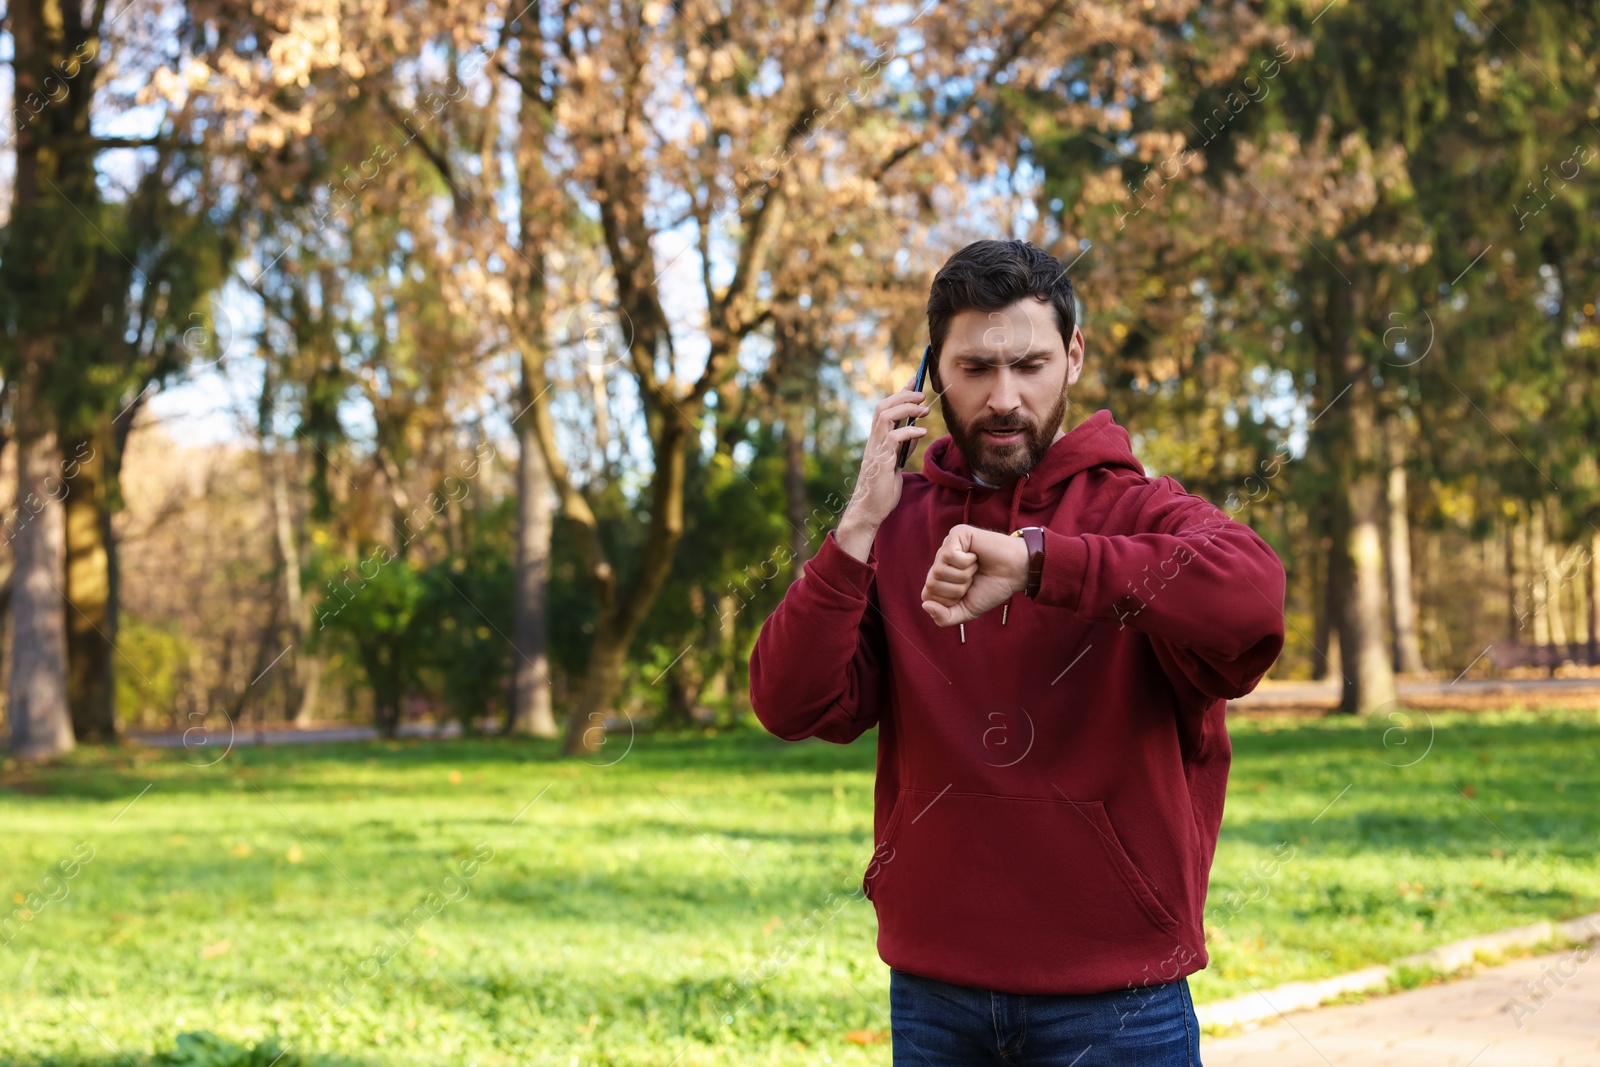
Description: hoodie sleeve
xmin=748 ymin=529 xmax=890 ymax=744
xmin=1033 ymin=477 xmax=1286 ymax=700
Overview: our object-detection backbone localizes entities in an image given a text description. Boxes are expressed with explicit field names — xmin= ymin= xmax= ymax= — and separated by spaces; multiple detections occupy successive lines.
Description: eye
xmin=1019 ymin=361 xmax=1045 ymax=372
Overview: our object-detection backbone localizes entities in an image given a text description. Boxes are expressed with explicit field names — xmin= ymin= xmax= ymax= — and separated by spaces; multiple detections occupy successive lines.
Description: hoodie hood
xmin=920 ymin=408 xmax=1145 ymax=507
xmin=919 ymin=409 xmax=1146 ymax=537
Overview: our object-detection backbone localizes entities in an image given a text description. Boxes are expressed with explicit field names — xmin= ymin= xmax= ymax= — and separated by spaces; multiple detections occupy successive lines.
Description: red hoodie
xmin=748 ymin=409 xmax=1286 ymax=995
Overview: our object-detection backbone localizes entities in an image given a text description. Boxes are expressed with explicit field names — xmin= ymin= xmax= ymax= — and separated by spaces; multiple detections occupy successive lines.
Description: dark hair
xmin=925 ymin=239 xmax=1077 ymax=393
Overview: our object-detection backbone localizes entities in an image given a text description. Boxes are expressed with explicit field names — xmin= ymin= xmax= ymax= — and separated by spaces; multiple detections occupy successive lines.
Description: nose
xmin=987 ymin=366 xmax=1022 ymax=416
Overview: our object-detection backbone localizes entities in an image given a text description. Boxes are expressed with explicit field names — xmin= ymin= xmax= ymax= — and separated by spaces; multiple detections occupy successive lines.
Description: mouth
xmin=981 ymin=427 xmax=1026 ymax=447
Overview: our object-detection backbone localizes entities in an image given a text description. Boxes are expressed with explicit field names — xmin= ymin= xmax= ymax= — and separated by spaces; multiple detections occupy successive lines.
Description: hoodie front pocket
xmin=862 ymin=790 xmax=907 ymax=902
xmin=872 ymin=790 xmax=1188 ymax=985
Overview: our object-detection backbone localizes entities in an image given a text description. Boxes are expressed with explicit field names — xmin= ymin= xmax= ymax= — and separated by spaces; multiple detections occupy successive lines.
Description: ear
xmin=1065 ymin=327 xmax=1085 ymax=389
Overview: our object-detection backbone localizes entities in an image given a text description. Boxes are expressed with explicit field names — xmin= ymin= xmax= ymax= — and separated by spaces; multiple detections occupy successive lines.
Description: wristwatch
xmin=1010 ymin=526 xmax=1046 ymax=599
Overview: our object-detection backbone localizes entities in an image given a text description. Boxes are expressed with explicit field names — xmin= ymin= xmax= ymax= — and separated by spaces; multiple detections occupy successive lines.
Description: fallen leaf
xmin=202 ymin=939 xmax=230 ymax=959
xmin=844 ymin=1029 xmax=885 ymax=1045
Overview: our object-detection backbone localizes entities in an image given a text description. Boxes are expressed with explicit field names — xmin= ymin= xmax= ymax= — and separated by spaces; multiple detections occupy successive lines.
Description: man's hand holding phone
xmin=837 ymin=383 xmax=929 ymax=562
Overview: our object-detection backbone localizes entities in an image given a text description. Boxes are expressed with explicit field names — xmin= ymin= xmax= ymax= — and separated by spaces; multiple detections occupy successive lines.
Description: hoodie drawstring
xmin=1001 ymin=473 xmax=1028 ymax=628
xmin=960 ymin=489 xmax=973 ymax=643
xmin=956 ymin=475 xmax=1028 ymax=643
xmin=1006 ymin=473 xmax=1027 ymax=537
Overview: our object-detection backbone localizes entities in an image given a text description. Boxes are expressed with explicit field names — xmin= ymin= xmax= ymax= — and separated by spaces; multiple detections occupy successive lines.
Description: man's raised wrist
xmin=836 ymin=512 xmax=879 ymax=562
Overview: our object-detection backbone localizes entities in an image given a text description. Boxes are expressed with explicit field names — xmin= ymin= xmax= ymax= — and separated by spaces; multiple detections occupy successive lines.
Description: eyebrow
xmin=947 ymin=350 xmax=1057 ymax=365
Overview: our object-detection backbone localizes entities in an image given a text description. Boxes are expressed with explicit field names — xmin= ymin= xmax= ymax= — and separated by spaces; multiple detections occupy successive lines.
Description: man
xmin=748 ymin=239 xmax=1287 ymax=1065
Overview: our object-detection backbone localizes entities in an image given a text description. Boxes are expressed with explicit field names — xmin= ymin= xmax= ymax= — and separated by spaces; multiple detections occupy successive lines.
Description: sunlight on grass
xmin=2 ymin=707 xmax=1596 ymax=1065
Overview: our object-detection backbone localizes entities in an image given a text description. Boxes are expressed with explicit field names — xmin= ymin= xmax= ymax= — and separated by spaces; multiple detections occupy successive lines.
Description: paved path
xmin=1204 ymin=946 xmax=1600 ymax=1066
xmin=1230 ymin=676 xmax=1600 ymax=709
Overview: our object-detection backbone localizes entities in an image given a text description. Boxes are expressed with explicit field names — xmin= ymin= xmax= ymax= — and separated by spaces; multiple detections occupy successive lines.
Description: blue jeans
xmin=889 ymin=967 xmax=1202 ymax=1066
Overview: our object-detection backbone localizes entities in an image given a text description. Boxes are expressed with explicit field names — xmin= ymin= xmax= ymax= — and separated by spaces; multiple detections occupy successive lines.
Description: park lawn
xmin=1 ymin=707 xmax=1597 ymax=1067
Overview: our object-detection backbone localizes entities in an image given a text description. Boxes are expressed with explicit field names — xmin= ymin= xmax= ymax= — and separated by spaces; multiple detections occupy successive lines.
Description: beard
xmin=943 ymin=387 xmax=1069 ymax=485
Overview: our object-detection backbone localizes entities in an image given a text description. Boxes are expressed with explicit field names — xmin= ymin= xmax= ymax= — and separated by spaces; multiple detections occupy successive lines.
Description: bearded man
xmin=749 ymin=239 xmax=1287 ymax=1066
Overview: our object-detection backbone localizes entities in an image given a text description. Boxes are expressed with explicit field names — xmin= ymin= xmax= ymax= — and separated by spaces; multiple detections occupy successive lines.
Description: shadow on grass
xmin=0 ymin=725 xmax=878 ymax=804
xmin=2 ymin=1030 xmax=384 ymax=1067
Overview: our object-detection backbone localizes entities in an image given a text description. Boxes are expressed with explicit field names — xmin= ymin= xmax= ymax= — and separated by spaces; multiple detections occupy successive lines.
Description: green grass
xmin=1 ymin=707 xmax=1597 ymax=1066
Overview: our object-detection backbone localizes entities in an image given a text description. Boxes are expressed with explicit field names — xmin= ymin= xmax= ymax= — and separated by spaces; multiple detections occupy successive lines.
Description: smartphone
xmin=896 ymin=343 xmax=932 ymax=470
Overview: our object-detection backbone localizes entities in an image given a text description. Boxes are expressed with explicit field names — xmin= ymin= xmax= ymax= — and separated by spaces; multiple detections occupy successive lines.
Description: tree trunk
xmin=1506 ymin=514 xmax=1521 ymax=639
xmin=588 ymin=362 xmax=612 ymax=475
xmin=1527 ymin=506 xmax=1549 ymax=646
xmin=1340 ymin=472 xmax=1398 ymax=709
xmin=785 ymin=400 xmax=813 ymax=567
xmin=1339 ymin=472 xmax=1396 ymax=711
xmin=1384 ymin=414 xmax=1424 ymax=674
xmin=1428 ymin=531 xmax=1452 ymax=661
xmin=1312 ymin=491 xmax=1342 ymax=682
xmin=1590 ymin=528 xmax=1600 ymax=661
xmin=659 ymin=651 xmax=703 ymax=729
xmin=1542 ymin=539 xmax=1567 ymax=650
xmin=270 ymin=443 xmax=317 ymax=724
xmin=4 ymin=0 xmax=90 ymax=761
xmin=1572 ymin=537 xmax=1589 ymax=649
xmin=363 ymin=645 xmax=403 ymax=739
xmin=505 ymin=10 xmax=559 ymax=741
xmin=7 ymin=367 xmax=76 ymax=760
xmin=509 ymin=373 xmax=557 ymax=738
xmin=1330 ymin=279 xmax=1396 ymax=714
xmin=563 ymin=623 xmax=630 ymax=758
xmin=559 ymin=411 xmax=692 ymax=756
xmin=63 ymin=431 xmax=117 ymax=741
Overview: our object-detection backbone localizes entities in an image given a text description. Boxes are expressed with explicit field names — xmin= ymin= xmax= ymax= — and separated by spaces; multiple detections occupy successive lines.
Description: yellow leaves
xmin=286 ymin=845 xmax=304 ymax=863
xmin=246 ymin=123 xmax=288 ymax=153
xmin=185 ymin=59 xmax=215 ymax=91
xmin=230 ymin=842 xmax=252 ymax=858
xmin=1132 ymin=129 xmax=1187 ymax=163
xmin=710 ymin=50 xmax=739 ymax=84
xmin=144 ymin=67 xmax=185 ymax=109
xmin=201 ymin=939 xmax=231 ymax=959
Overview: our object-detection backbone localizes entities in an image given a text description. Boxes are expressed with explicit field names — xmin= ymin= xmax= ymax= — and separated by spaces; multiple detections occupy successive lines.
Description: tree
xmin=503 ymin=0 xmax=1113 ymax=754
xmin=3 ymin=0 xmax=121 ymax=756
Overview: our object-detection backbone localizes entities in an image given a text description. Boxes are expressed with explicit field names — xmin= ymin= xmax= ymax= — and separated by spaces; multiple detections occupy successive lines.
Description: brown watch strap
xmin=1011 ymin=526 xmax=1046 ymax=598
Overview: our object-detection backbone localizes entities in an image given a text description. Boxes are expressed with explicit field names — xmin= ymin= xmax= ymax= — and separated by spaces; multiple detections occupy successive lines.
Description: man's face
xmin=934 ymin=296 xmax=1084 ymax=484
